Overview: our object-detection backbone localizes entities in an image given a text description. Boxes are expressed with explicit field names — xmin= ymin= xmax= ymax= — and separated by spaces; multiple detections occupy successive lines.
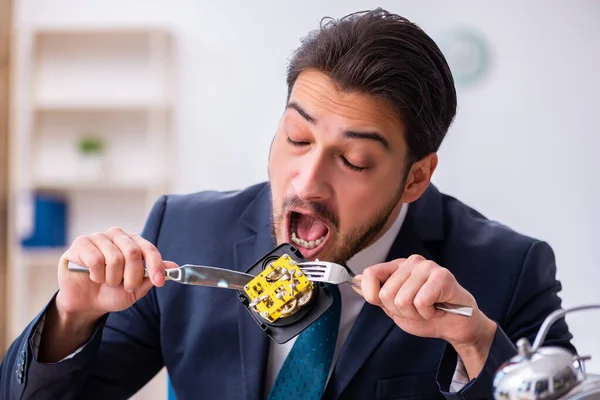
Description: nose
xmin=292 ymin=151 xmax=333 ymax=202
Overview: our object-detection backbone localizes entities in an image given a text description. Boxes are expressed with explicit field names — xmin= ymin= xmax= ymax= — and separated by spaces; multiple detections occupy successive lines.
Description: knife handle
xmin=67 ymin=261 xmax=154 ymax=278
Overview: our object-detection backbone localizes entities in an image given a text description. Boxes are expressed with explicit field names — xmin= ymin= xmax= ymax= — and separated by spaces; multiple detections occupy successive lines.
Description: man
xmin=1 ymin=8 xmax=574 ymax=400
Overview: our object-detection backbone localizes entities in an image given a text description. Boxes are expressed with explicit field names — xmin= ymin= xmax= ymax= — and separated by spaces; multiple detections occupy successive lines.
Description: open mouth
xmin=287 ymin=210 xmax=330 ymax=259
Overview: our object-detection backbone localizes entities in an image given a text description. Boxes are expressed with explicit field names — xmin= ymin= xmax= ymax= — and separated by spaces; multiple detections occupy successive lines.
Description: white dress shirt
xmin=263 ymin=203 xmax=469 ymax=398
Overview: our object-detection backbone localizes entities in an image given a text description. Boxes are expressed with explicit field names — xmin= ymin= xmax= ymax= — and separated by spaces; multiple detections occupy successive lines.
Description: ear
xmin=400 ymin=153 xmax=438 ymax=204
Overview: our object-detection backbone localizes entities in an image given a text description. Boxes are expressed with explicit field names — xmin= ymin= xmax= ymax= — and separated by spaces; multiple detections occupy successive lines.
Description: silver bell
xmin=493 ymin=305 xmax=600 ymax=399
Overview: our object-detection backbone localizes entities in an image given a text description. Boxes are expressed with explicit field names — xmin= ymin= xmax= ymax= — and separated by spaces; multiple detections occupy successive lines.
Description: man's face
xmin=268 ymin=70 xmax=415 ymax=263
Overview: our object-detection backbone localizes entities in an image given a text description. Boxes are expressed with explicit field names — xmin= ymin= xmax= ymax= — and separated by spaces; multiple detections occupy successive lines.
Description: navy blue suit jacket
xmin=1 ymin=182 xmax=575 ymax=399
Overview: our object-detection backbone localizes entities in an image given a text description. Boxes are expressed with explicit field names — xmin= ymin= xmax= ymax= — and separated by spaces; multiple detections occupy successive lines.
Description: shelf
xmin=31 ymin=27 xmax=174 ymax=111
xmin=8 ymin=24 xmax=176 ymax=347
xmin=34 ymin=100 xmax=171 ymax=112
xmin=33 ymin=179 xmax=163 ymax=192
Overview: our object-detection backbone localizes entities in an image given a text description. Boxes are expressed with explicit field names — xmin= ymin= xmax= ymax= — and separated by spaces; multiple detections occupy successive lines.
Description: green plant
xmin=78 ymin=136 xmax=104 ymax=155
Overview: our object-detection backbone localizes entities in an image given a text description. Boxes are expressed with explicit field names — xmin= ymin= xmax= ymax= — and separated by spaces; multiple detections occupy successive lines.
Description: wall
xmin=12 ymin=0 xmax=600 ymax=398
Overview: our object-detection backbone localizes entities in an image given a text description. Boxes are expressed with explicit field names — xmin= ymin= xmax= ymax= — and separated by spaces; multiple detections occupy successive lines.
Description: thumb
xmin=135 ymin=260 xmax=178 ymax=297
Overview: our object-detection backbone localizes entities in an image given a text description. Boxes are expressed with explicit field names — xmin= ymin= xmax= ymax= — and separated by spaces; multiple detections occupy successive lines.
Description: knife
xmin=67 ymin=261 xmax=255 ymax=290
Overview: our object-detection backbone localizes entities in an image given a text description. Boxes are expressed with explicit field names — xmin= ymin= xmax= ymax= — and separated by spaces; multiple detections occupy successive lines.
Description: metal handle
xmin=531 ymin=304 xmax=600 ymax=352
xmin=67 ymin=261 xmax=93 ymax=273
xmin=347 ymin=277 xmax=472 ymax=318
xmin=349 ymin=277 xmax=473 ymax=317
xmin=434 ymin=303 xmax=473 ymax=318
xmin=67 ymin=261 xmax=151 ymax=278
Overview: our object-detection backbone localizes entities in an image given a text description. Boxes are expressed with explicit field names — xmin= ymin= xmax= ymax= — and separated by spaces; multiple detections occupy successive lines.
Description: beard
xmin=270 ymin=182 xmax=405 ymax=264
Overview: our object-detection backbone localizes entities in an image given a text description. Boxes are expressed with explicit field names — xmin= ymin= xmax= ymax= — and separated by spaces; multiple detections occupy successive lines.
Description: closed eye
xmin=287 ymin=137 xmax=309 ymax=147
xmin=287 ymin=137 xmax=367 ymax=171
xmin=341 ymin=157 xmax=366 ymax=172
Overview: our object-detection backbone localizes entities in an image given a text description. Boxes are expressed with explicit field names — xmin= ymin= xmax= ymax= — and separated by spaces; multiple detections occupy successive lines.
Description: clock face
xmin=438 ymin=28 xmax=491 ymax=87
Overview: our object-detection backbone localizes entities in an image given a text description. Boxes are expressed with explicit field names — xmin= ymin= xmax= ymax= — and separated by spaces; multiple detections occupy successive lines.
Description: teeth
xmin=291 ymin=231 xmax=326 ymax=249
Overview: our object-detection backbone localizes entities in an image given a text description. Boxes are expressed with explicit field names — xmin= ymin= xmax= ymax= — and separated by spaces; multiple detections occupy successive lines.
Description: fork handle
xmin=347 ymin=278 xmax=473 ymax=317
xmin=433 ymin=303 xmax=473 ymax=318
xmin=348 ymin=280 xmax=361 ymax=290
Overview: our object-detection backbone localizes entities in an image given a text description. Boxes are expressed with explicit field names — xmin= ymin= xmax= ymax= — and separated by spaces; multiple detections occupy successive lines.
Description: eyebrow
xmin=343 ymin=130 xmax=390 ymax=150
xmin=286 ymin=101 xmax=391 ymax=151
xmin=286 ymin=102 xmax=315 ymax=123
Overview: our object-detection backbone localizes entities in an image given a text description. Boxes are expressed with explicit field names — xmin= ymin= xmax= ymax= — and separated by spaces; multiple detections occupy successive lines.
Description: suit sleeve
xmin=0 ymin=195 xmax=170 ymax=400
xmin=436 ymin=240 xmax=576 ymax=400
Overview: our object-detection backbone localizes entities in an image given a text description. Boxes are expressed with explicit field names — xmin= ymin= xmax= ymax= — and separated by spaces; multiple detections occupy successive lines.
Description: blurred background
xmin=0 ymin=1 xmax=598 ymax=399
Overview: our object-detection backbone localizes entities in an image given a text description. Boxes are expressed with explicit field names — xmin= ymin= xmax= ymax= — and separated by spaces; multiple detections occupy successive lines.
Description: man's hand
xmin=39 ymin=226 xmax=176 ymax=363
xmin=355 ymin=254 xmax=497 ymax=379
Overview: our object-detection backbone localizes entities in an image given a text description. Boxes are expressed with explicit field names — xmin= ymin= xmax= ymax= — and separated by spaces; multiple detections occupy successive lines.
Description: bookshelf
xmin=6 ymin=26 xmax=176 ymax=364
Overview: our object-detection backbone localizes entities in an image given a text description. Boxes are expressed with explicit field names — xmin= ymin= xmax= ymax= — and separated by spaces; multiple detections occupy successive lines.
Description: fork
xmin=296 ymin=261 xmax=474 ymax=317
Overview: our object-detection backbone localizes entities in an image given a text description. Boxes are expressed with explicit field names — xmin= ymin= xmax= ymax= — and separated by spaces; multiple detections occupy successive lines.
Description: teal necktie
xmin=268 ymin=285 xmax=342 ymax=400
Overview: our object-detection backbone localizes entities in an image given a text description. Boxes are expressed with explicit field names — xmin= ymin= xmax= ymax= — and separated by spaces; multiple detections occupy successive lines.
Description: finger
xmin=88 ymin=233 xmax=125 ymax=287
xmin=392 ymin=265 xmax=432 ymax=320
xmin=67 ymin=236 xmax=106 ymax=283
xmin=378 ymin=263 xmax=414 ymax=317
xmin=129 ymin=234 xmax=166 ymax=287
xmin=404 ymin=254 xmax=426 ymax=266
xmin=360 ymin=262 xmax=402 ymax=306
xmin=111 ymin=234 xmax=144 ymax=292
xmin=414 ymin=267 xmax=455 ymax=320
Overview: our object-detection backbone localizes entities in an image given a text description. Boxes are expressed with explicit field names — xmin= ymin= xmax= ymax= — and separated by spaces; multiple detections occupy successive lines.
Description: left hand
xmin=355 ymin=255 xmax=497 ymax=377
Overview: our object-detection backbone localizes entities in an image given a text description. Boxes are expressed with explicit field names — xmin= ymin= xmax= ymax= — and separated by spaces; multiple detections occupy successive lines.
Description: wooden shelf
xmin=33 ymin=179 xmax=163 ymax=192
xmin=34 ymin=100 xmax=170 ymax=112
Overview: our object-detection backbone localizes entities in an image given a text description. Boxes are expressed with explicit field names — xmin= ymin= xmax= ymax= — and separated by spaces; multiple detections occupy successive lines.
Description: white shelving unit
xmin=6 ymin=28 xmax=176 ymax=397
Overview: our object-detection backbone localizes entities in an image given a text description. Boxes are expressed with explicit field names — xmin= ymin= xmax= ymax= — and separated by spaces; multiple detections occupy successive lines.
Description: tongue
xmin=296 ymin=214 xmax=328 ymax=242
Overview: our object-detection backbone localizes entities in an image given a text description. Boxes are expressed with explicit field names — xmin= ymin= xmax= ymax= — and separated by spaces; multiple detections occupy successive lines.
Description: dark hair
xmin=286 ymin=8 xmax=457 ymax=162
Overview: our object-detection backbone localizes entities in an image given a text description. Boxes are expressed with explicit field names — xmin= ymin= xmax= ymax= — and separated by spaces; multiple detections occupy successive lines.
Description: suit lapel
xmin=325 ymin=192 xmax=443 ymax=399
xmin=234 ymin=184 xmax=276 ymax=400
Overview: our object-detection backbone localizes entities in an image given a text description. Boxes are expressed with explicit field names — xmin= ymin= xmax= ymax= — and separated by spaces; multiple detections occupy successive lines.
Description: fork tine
xmin=298 ymin=267 xmax=327 ymax=273
xmin=296 ymin=261 xmax=330 ymax=267
xmin=298 ymin=268 xmax=327 ymax=278
xmin=296 ymin=264 xmax=327 ymax=269
xmin=299 ymin=271 xmax=327 ymax=279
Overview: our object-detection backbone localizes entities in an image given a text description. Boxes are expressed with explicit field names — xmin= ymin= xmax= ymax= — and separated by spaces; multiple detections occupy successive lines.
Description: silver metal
xmin=297 ymin=260 xmax=474 ymax=318
xmin=493 ymin=304 xmax=600 ymax=400
xmin=297 ymin=261 xmax=361 ymax=288
xmin=67 ymin=261 xmax=254 ymax=290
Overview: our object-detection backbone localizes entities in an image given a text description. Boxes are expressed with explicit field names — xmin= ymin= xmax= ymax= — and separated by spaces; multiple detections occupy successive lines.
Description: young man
xmin=1 ymin=8 xmax=574 ymax=400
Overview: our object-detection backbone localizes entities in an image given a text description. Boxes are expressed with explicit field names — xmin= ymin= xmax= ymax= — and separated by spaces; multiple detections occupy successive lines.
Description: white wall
xmin=14 ymin=0 xmax=600 ymax=397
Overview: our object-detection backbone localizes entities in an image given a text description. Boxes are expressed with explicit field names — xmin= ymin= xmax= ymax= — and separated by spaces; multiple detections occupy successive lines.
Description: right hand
xmin=56 ymin=226 xmax=177 ymax=321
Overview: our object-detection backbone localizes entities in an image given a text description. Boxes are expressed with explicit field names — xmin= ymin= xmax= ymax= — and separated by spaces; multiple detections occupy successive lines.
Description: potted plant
xmin=76 ymin=135 xmax=106 ymax=180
